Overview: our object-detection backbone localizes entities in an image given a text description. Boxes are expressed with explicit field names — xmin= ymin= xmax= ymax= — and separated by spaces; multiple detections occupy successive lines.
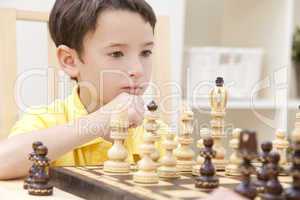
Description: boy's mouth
xmin=121 ymin=86 xmax=143 ymax=95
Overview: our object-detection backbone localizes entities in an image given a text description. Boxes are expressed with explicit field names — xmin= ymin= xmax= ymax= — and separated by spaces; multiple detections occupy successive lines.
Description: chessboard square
xmin=219 ymin=177 xmax=240 ymax=184
xmin=161 ymin=190 xmax=207 ymax=199
xmin=279 ymin=176 xmax=292 ymax=183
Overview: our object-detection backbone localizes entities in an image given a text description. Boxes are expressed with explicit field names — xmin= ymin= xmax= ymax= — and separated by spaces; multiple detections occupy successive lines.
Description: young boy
xmin=0 ymin=0 xmax=166 ymax=179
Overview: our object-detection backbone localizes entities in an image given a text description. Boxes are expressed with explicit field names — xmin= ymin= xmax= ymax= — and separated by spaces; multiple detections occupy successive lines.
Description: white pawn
xmin=225 ymin=128 xmax=242 ymax=176
xmin=192 ymin=128 xmax=210 ymax=176
xmin=144 ymin=101 xmax=160 ymax=165
xmin=273 ymin=129 xmax=289 ymax=168
xmin=174 ymin=103 xmax=195 ymax=172
xmin=133 ymin=130 xmax=159 ymax=184
xmin=158 ymin=131 xmax=179 ymax=179
xmin=104 ymin=104 xmax=130 ymax=174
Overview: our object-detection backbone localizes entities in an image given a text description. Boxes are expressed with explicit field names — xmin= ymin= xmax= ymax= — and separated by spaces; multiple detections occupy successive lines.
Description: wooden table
xmin=0 ymin=179 xmax=84 ymax=199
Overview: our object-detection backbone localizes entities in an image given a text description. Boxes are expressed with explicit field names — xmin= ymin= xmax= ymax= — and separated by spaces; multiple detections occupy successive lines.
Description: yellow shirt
xmin=9 ymin=86 xmax=167 ymax=166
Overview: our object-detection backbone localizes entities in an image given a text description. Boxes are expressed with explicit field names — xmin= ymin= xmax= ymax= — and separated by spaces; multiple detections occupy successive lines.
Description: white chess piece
xmin=210 ymin=77 xmax=228 ymax=170
xmin=133 ymin=130 xmax=159 ymax=184
xmin=158 ymin=131 xmax=179 ymax=178
xmin=225 ymin=128 xmax=242 ymax=176
xmin=174 ymin=103 xmax=195 ymax=172
xmin=104 ymin=104 xmax=130 ymax=173
xmin=273 ymin=129 xmax=289 ymax=168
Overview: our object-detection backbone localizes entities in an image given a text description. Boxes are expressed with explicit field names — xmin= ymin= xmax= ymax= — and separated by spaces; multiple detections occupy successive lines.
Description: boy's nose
xmin=128 ymin=62 xmax=143 ymax=79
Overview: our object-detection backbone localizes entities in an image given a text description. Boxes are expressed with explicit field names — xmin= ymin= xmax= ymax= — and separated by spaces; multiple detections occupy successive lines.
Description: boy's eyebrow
xmin=143 ymin=41 xmax=154 ymax=46
xmin=105 ymin=41 xmax=154 ymax=48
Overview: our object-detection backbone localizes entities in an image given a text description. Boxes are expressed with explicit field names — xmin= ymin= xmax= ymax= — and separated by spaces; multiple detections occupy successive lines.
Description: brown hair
xmin=49 ymin=0 xmax=157 ymax=58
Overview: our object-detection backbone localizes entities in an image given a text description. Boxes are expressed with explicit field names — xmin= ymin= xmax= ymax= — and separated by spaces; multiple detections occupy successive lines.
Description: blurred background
xmin=0 ymin=0 xmax=299 ymax=147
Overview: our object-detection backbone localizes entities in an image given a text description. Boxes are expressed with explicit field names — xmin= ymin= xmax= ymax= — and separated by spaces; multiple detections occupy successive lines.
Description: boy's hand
xmin=108 ymin=92 xmax=145 ymax=128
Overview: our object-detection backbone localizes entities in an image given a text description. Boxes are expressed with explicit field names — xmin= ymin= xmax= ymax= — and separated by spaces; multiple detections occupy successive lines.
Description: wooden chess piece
xmin=195 ymin=137 xmax=219 ymax=191
xmin=273 ymin=129 xmax=289 ymax=169
xmin=133 ymin=128 xmax=159 ymax=184
xmin=234 ymin=130 xmax=258 ymax=200
xmin=255 ymin=141 xmax=273 ymax=194
xmin=193 ymin=128 xmax=210 ymax=176
xmin=225 ymin=128 xmax=242 ymax=176
xmin=210 ymin=77 xmax=228 ymax=170
xmin=24 ymin=141 xmax=43 ymax=190
xmin=158 ymin=131 xmax=179 ymax=179
xmin=28 ymin=145 xmax=53 ymax=196
xmin=145 ymin=101 xmax=161 ymax=165
xmin=104 ymin=104 xmax=130 ymax=173
xmin=285 ymin=107 xmax=300 ymax=200
xmin=260 ymin=152 xmax=284 ymax=200
xmin=174 ymin=102 xmax=195 ymax=172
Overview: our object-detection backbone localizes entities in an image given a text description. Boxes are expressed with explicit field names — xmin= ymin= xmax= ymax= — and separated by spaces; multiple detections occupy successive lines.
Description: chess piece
xmin=273 ymin=129 xmax=289 ymax=169
xmin=193 ymin=128 xmax=210 ymax=175
xmin=260 ymin=152 xmax=284 ymax=200
xmin=28 ymin=145 xmax=53 ymax=196
xmin=24 ymin=141 xmax=43 ymax=190
xmin=195 ymin=137 xmax=219 ymax=191
xmin=133 ymin=127 xmax=159 ymax=184
xmin=225 ymin=128 xmax=242 ymax=176
xmin=145 ymin=101 xmax=161 ymax=165
xmin=210 ymin=77 xmax=228 ymax=170
xmin=285 ymin=107 xmax=300 ymax=200
xmin=158 ymin=131 xmax=179 ymax=179
xmin=174 ymin=103 xmax=195 ymax=172
xmin=255 ymin=141 xmax=273 ymax=193
xmin=234 ymin=130 xmax=258 ymax=200
xmin=104 ymin=104 xmax=130 ymax=173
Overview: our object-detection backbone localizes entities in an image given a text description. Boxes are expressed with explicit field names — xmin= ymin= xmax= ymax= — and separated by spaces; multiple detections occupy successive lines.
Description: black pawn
xmin=234 ymin=130 xmax=258 ymax=200
xmin=195 ymin=137 xmax=219 ymax=191
xmin=285 ymin=135 xmax=300 ymax=200
xmin=24 ymin=141 xmax=43 ymax=190
xmin=28 ymin=145 xmax=53 ymax=196
xmin=255 ymin=141 xmax=273 ymax=193
xmin=147 ymin=100 xmax=158 ymax=112
xmin=261 ymin=152 xmax=284 ymax=200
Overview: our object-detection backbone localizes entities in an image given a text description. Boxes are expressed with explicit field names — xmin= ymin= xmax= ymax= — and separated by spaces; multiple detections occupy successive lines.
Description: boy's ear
xmin=56 ymin=45 xmax=80 ymax=79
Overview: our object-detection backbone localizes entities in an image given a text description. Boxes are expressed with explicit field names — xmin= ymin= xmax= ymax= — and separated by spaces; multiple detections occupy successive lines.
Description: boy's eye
xmin=141 ymin=50 xmax=152 ymax=57
xmin=108 ymin=51 xmax=124 ymax=58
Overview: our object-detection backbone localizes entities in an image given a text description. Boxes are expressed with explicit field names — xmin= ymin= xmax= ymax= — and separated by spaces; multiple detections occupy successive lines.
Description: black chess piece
xmin=261 ymin=152 xmax=284 ymax=200
xmin=195 ymin=137 xmax=219 ymax=191
xmin=28 ymin=145 xmax=53 ymax=196
xmin=24 ymin=141 xmax=43 ymax=190
xmin=255 ymin=141 xmax=273 ymax=193
xmin=216 ymin=77 xmax=224 ymax=87
xmin=147 ymin=100 xmax=158 ymax=111
xmin=234 ymin=130 xmax=258 ymax=200
xmin=285 ymin=132 xmax=300 ymax=200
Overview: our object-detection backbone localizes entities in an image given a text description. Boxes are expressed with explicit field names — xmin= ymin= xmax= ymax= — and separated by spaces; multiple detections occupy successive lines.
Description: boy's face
xmin=75 ymin=10 xmax=154 ymax=108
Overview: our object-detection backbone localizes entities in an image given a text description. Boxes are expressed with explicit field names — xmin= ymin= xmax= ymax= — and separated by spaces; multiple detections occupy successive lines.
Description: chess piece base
xmin=254 ymin=179 xmax=267 ymax=194
xmin=133 ymin=171 xmax=159 ymax=184
xmin=285 ymin=187 xmax=300 ymax=200
xmin=234 ymin=182 xmax=257 ymax=200
xmin=103 ymin=161 xmax=130 ymax=174
xmin=176 ymin=160 xmax=195 ymax=172
xmin=260 ymin=193 xmax=285 ymax=200
xmin=28 ymin=184 xmax=53 ymax=196
xmin=158 ymin=166 xmax=180 ymax=179
xmin=225 ymin=164 xmax=240 ymax=176
xmin=195 ymin=176 xmax=219 ymax=191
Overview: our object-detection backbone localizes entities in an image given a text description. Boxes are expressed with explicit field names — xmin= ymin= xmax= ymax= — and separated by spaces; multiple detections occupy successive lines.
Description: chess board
xmin=50 ymin=165 xmax=293 ymax=200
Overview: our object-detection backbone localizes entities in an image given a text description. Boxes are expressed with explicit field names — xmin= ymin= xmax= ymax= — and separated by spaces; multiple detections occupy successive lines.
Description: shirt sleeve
xmin=9 ymin=110 xmax=48 ymax=137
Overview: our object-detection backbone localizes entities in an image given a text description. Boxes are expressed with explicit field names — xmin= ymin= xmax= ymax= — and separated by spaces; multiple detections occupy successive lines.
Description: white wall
xmin=184 ymin=0 xmax=224 ymax=47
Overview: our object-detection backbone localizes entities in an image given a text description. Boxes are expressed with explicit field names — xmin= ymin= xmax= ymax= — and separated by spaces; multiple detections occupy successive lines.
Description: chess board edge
xmin=50 ymin=167 xmax=144 ymax=200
